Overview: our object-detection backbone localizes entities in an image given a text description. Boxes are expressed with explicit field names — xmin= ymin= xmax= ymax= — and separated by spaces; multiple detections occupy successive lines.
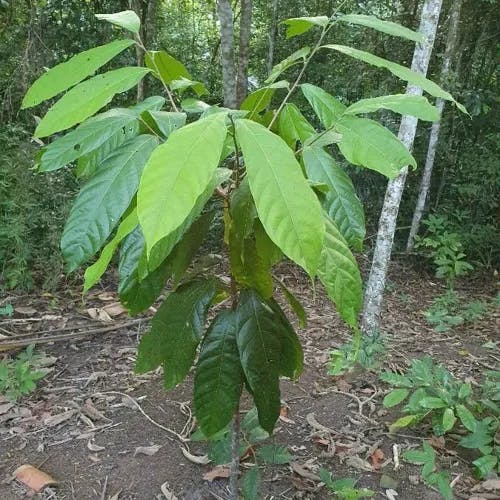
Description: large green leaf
xmin=135 ymin=280 xmax=216 ymax=389
xmin=300 ymin=83 xmax=347 ymax=127
xmin=140 ymin=111 xmax=186 ymax=138
xmin=338 ymin=14 xmax=424 ymax=42
xmin=235 ymin=290 xmax=282 ymax=433
xmin=95 ymin=10 xmax=140 ymax=33
xmin=240 ymin=81 xmax=288 ymax=120
xmin=235 ymin=119 xmax=324 ymax=277
xmin=302 ymin=147 xmax=365 ymax=250
xmin=266 ymin=47 xmax=310 ymax=84
xmin=281 ymin=16 xmax=329 ymax=38
xmin=22 ymin=39 xmax=134 ymax=109
xmin=35 ymin=67 xmax=150 ymax=138
xmin=62 ymin=135 xmax=158 ymax=271
xmin=278 ymin=103 xmax=316 ymax=148
xmin=194 ymin=310 xmax=244 ymax=437
xmin=145 ymin=50 xmax=206 ymax=96
xmin=322 ymin=45 xmax=467 ymax=113
xmin=345 ymin=94 xmax=440 ymax=121
xmin=83 ymin=208 xmax=138 ymax=292
xmin=317 ymin=216 xmax=362 ymax=327
xmin=335 ymin=115 xmax=416 ymax=177
xmin=138 ymin=114 xmax=227 ymax=256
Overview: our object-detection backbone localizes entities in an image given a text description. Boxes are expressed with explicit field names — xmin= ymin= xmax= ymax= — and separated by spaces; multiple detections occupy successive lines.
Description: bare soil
xmin=0 ymin=261 xmax=498 ymax=499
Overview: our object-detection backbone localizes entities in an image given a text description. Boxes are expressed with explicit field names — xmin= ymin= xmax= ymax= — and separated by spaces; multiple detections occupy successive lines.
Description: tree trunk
xmin=361 ymin=0 xmax=443 ymax=335
xmin=217 ymin=0 xmax=237 ymax=108
xmin=236 ymin=0 xmax=252 ymax=106
xmin=267 ymin=0 xmax=279 ymax=75
xmin=407 ymin=0 xmax=462 ymax=251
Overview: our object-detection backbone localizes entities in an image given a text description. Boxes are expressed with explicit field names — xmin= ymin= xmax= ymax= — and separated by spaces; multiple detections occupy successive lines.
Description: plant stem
xmin=229 ymin=403 xmax=240 ymax=499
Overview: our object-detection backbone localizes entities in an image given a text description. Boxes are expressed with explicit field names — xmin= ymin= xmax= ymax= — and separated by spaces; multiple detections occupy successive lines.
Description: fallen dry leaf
xmin=102 ymin=302 xmax=127 ymax=317
xmin=87 ymin=307 xmax=113 ymax=322
xmin=160 ymin=481 xmax=178 ymax=500
xmin=291 ymin=462 xmax=320 ymax=482
xmin=134 ymin=444 xmax=161 ymax=456
xmin=0 ymin=402 xmax=14 ymax=415
xmin=87 ymin=440 xmax=105 ymax=452
xmin=98 ymin=292 xmax=116 ymax=301
xmin=108 ymin=491 xmax=121 ymax=500
xmin=43 ymin=410 xmax=76 ymax=427
xmin=429 ymin=435 xmax=446 ymax=450
xmin=369 ymin=448 xmax=385 ymax=470
xmin=203 ymin=467 xmax=230 ymax=482
xmin=472 ymin=479 xmax=500 ymax=492
xmin=181 ymin=446 xmax=210 ymax=464
xmin=345 ymin=455 xmax=373 ymax=472
xmin=15 ymin=306 xmax=37 ymax=315
xmin=14 ymin=464 xmax=57 ymax=492
xmin=81 ymin=398 xmax=109 ymax=421
xmin=385 ymin=488 xmax=398 ymax=500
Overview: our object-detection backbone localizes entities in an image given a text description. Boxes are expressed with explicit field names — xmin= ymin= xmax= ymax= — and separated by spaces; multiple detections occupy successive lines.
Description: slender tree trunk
xmin=407 ymin=0 xmax=462 ymax=251
xmin=267 ymin=0 xmax=279 ymax=75
xmin=361 ymin=0 xmax=443 ymax=335
xmin=236 ymin=0 xmax=252 ymax=106
xmin=217 ymin=0 xmax=237 ymax=108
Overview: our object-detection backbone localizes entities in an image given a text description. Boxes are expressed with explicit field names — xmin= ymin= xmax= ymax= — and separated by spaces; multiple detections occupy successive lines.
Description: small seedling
xmin=319 ymin=469 xmax=374 ymax=499
xmin=0 ymin=304 xmax=14 ymax=316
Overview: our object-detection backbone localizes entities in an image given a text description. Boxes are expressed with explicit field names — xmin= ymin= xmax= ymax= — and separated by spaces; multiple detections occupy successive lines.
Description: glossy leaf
xmin=62 ymin=135 xmax=158 ymax=271
xmin=442 ymin=408 xmax=457 ymax=432
xmin=338 ymin=14 xmax=424 ymax=42
xmin=240 ymin=80 xmax=288 ymax=119
xmin=83 ymin=209 xmax=138 ymax=292
xmin=383 ymin=388 xmax=409 ymax=408
xmin=35 ymin=67 xmax=150 ymax=138
xmin=322 ymin=45 xmax=467 ymax=113
xmin=278 ymin=103 xmax=316 ymax=148
xmin=266 ymin=47 xmax=310 ymax=84
xmin=455 ymin=404 xmax=477 ymax=432
xmin=135 ymin=280 xmax=216 ymax=389
xmin=317 ymin=216 xmax=362 ymax=327
xmin=281 ymin=16 xmax=329 ymax=38
xmin=95 ymin=10 xmax=140 ymax=33
xmin=235 ymin=119 xmax=324 ymax=277
xmin=138 ymin=114 xmax=227 ymax=256
xmin=194 ymin=310 xmax=244 ymax=437
xmin=301 ymin=83 xmax=346 ymax=127
xmin=140 ymin=110 xmax=186 ymax=138
xmin=22 ymin=39 xmax=134 ymax=109
xmin=345 ymin=94 xmax=440 ymax=121
xmin=302 ymin=147 xmax=365 ymax=250
xmin=278 ymin=281 xmax=307 ymax=328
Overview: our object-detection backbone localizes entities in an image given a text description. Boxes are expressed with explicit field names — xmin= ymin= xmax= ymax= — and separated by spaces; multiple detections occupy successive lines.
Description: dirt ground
xmin=0 ymin=261 xmax=498 ymax=499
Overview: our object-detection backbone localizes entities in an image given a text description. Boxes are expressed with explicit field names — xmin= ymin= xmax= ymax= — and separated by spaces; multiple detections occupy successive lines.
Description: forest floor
xmin=0 ymin=260 xmax=498 ymax=500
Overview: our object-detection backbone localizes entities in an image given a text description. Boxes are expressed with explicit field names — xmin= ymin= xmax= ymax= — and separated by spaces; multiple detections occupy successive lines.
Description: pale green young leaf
xmin=302 ymin=147 xmax=365 ymax=250
xmin=34 ymin=67 xmax=150 ymax=138
xmin=389 ymin=414 xmax=420 ymax=431
xmin=95 ymin=10 xmax=140 ymax=33
xmin=322 ymin=45 xmax=467 ymax=113
xmin=442 ymin=408 xmax=457 ymax=432
xmin=83 ymin=209 xmax=138 ymax=292
xmin=194 ymin=310 xmax=244 ymax=437
xmin=455 ymin=404 xmax=477 ymax=432
xmin=345 ymin=94 xmax=440 ymax=121
xmin=137 ymin=114 xmax=227 ymax=256
xmin=22 ymin=39 xmax=134 ymax=109
xmin=317 ymin=216 xmax=362 ymax=327
xmin=170 ymin=77 xmax=208 ymax=95
xmin=140 ymin=111 xmax=186 ymax=138
xmin=135 ymin=280 xmax=216 ymax=388
xmin=256 ymin=445 xmax=293 ymax=464
xmin=266 ymin=47 xmax=310 ymax=84
xmin=181 ymin=98 xmax=211 ymax=113
xmin=300 ymin=83 xmax=347 ymax=127
xmin=383 ymin=388 xmax=409 ymax=408
xmin=338 ymin=14 xmax=424 ymax=42
xmin=235 ymin=119 xmax=324 ymax=277
xmin=242 ymin=467 xmax=261 ymax=500
xmin=281 ymin=16 xmax=329 ymax=39
xmin=62 ymin=135 xmax=158 ymax=271
xmin=278 ymin=103 xmax=316 ymax=148
xmin=240 ymin=80 xmax=288 ymax=119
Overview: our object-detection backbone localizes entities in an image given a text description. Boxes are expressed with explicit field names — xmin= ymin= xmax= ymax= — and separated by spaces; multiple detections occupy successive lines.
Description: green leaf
xmin=434 ymin=472 xmax=453 ymax=500
xmin=338 ymin=14 xmax=424 ymax=42
xmin=240 ymin=80 xmax=289 ymax=119
xmin=473 ymin=455 xmax=498 ymax=479
xmin=62 ymin=135 xmax=158 ymax=271
xmin=322 ymin=45 xmax=467 ymax=113
xmin=419 ymin=397 xmax=447 ymax=409
xmin=170 ymin=77 xmax=208 ymax=95
xmin=39 ymin=108 xmax=138 ymax=172
xmin=266 ymin=47 xmax=310 ymax=84
xmin=389 ymin=414 xmax=420 ymax=431
xmin=335 ymin=115 xmax=416 ymax=177
xmin=278 ymin=103 xmax=316 ymax=148
xmin=95 ymin=10 xmax=140 ymax=33
xmin=317 ymin=216 xmax=362 ymax=327
xmin=345 ymin=95 xmax=440 ymax=121
xmin=403 ymin=442 xmax=435 ymax=468
xmin=140 ymin=111 xmax=186 ymax=138
xmin=460 ymin=419 xmax=493 ymax=449
xmin=22 ymin=39 xmax=134 ymax=109
xmin=278 ymin=281 xmax=307 ymax=328
xmin=383 ymin=388 xmax=409 ymax=408
xmin=135 ymin=280 xmax=216 ymax=389
xmin=302 ymin=147 xmax=365 ymax=250
xmin=281 ymin=16 xmax=329 ymax=38
xmin=442 ymin=408 xmax=457 ymax=432
xmin=138 ymin=114 xmax=227 ymax=256
xmin=230 ymin=178 xmax=257 ymax=245
xmin=181 ymin=98 xmax=211 ymax=113
xmin=242 ymin=407 xmax=270 ymax=443
xmin=83 ymin=209 xmax=138 ymax=292
xmin=194 ymin=310 xmax=244 ymax=437
xmin=235 ymin=119 xmax=324 ymax=277
xmin=35 ymin=67 xmax=150 ymax=138
xmin=235 ymin=289 xmax=282 ymax=433
xmin=256 ymin=445 xmax=292 ymax=464
xmin=455 ymin=404 xmax=477 ymax=432
xmin=145 ymin=50 xmax=205 ymax=96
xmin=242 ymin=466 xmax=261 ymax=500
xmin=301 ymin=83 xmax=347 ymax=127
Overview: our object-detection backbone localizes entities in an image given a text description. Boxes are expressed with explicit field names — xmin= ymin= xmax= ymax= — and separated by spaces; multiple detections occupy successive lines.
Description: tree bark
xmin=406 ymin=0 xmax=462 ymax=251
xmin=236 ymin=0 xmax=252 ymax=106
xmin=217 ymin=0 xmax=237 ymax=108
xmin=267 ymin=0 xmax=279 ymax=75
xmin=361 ymin=0 xmax=443 ymax=335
